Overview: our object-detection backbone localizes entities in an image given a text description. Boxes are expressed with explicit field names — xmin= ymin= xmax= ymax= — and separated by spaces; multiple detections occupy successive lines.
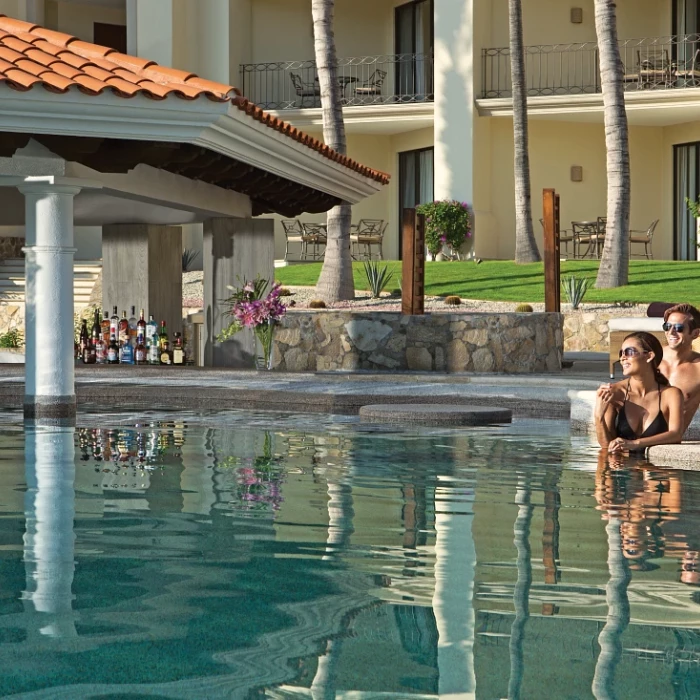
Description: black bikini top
xmin=615 ymin=380 xmax=668 ymax=440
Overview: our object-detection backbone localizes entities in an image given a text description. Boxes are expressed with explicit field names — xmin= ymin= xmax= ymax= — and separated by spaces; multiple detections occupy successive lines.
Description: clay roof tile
xmin=29 ymin=26 xmax=75 ymax=48
xmin=3 ymin=67 xmax=41 ymax=89
xmin=68 ymin=39 xmax=114 ymax=59
xmin=71 ymin=73 xmax=109 ymax=94
xmin=25 ymin=47 xmax=60 ymax=67
xmin=185 ymin=76 xmax=239 ymax=98
xmin=142 ymin=64 xmax=195 ymax=85
xmin=0 ymin=16 xmax=37 ymax=35
xmin=106 ymin=52 xmax=155 ymax=73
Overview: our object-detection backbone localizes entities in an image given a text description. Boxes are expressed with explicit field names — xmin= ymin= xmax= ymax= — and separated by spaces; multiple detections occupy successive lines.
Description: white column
xmin=195 ymin=0 xmax=231 ymax=85
xmin=16 ymin=0 xmax=45 ymax=25
xmin=134 ymin=0 xmax=174 ymax=66
xmin=434 ymin=0 xmax=474 ymax=207
xmin=20 ymin=184 xmax=80 ymax=420
xmin=126 ymin=0 xmax=138 ymax=56
xmin=23 ymin=424 xmax=77 ymax=639
xmin=432 ymin=476 xmax=476 ymax=700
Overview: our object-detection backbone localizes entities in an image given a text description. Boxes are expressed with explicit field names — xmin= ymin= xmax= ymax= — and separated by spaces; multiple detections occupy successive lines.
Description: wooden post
xmin=401 ymin=208 xmax=425 ymax=315
xmin=543 ymin=189 xmax=561 ymax=313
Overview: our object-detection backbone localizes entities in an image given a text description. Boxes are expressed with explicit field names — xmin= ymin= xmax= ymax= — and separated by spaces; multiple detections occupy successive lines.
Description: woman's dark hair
xmin=623 ymin=331 xmax=669 ymax=386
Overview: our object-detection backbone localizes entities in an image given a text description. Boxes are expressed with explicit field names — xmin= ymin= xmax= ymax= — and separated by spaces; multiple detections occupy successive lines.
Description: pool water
xmin=0 ymin=411 xmax=698 ymax=699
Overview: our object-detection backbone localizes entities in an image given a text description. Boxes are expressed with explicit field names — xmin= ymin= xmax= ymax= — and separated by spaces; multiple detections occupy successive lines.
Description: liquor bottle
xmin=146 ymin=314 xmax=157 ymax=344
xmin=136 ymin=309 xmax=147 ymax=344
xmin=95 ymin=337 xmax=106 ymax=364
xmin=135 ymin=338 xmax=147 ymax=365
xmin=121 ymin=339 xmax=134 ymax=365
xmin=110 ymin=306 xmax=119 ymax=339
xmin=83 ymin=339 xmax=96 ymax=364
xmin=148 ymin=333 xmax=160 ymax=365
xmin=158 ymin=320 xmax=168 ymax=350
xmin=101 ymin=311 xmax=111 ymax=345
xmin=79 ymin=319 xmax=89 ymax=361
xmin=172 ymin=332 xmax=185 ymax=365
xmin=159 ymin=337 xmax=171 ymax=365
xmin=107 ymin=334 xmax=119 ymax=364
xmin=128 ymin=306 xmax=138 ymax=345
xmin=91 ymin=309 xmax=101 ymax=345
xmin=118 ymin=311 xmax=129 ymax=346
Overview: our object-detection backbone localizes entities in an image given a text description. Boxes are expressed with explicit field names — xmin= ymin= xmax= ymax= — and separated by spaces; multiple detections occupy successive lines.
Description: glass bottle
xmin=136 ymin=309 xmax=147 ymax=345
xmin=135 ymin=337 xmax=147 ymax=365
xmin=83 ymin=339 xmax=96 ymax=365
xmin=148 ymin=333 xmax=160 ymax=365
xmin=121 ymin=337 xmax=134 ymax=365
xmin=101 ymin=311 xmax=111 ymax=345
xmin=107 ymin=334 xmax=119 ymax=364
xmin=95 ymin=337 xmax=106 ymax=364
xmin=158 ymin=320 xmax=168 ymax=350
xmin=91 ymin=309 xmax=101 ymax=345
xmin=172 ymin=332 xmax=185 ymax=365
xmin=79 ymin=319 xmax=89 ymax=361
xmin=118 ymin=311 xmax=129 ymax=346
xmin=110 ymin=306 xmax=119 ymax=339
xmin=159 ymin=336 xmax=171 ymax=366
xmin=128 ymin=306 xmax=138 ymax=345
xmin=146 ymin=315 xmax=157 ymax=344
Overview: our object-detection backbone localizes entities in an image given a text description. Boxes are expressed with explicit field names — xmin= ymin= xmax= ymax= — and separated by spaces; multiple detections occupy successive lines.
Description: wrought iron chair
xmin=629 ymin=219 xmax=658 ymax=259
xmin=354 ymin=70 xmax=387 ymax=100
xmin=538 ymin=218 xmax=575 ymax=257
xmin=301 ymin=222 xmax=327 ymax=260
xmin=281 ymin=219 xmax=305 ymax=261
xmin=350 ymin=219 xmax=385 ymax=260
xmin=290 ymin=72 xmax=320 ymax=108
xmin=637 ymin=48 xmax=673 ymax=89
xmin=572 ymin=221 xmax=604 ymax=258
xmin=675 ymin=49 xmax=700 ymax=86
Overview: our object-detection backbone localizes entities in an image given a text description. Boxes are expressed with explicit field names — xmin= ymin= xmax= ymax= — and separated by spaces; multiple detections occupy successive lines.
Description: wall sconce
xmin=571 ymin=165 xmax=583 ymax=182
xmin=571 ymin=7 xmax=583 ymax=23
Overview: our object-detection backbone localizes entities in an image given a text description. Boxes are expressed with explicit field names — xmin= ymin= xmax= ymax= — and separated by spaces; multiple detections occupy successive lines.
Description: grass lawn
xmin=275 ymin=260 xmax=700 ymax=306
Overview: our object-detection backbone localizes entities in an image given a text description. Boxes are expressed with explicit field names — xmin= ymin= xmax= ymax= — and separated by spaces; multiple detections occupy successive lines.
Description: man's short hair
xmin=664 ymin=303 xmax=700 ymax=330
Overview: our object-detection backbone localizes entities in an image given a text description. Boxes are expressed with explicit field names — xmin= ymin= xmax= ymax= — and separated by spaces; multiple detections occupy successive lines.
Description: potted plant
xmin=416 ymin=200 xmax=472 ymax=261
xmin=217 ymin=277 xmax=287 ymax=370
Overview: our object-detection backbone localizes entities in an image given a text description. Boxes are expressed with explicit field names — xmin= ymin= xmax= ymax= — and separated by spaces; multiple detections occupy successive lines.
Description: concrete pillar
xmin=16 ymin=0 xmax=45 ymax=25
xmin=203 ymin=217 xmax=274 ymax=367
xmin=195 ymin=0 xmax=231 ymax=84
xmin=102 ymin=224 xmax=183 ymax=339
xmin=23 ymin=424 xmax=77 ymax=639
xmin=432 ymin=475 xmax=476 ymax=699
xmin=133 ymin=0 xmax=174 ymax=66
xmin=230 ymin=0 xmax=253 ymax=87
xmin=20 ymin=183 xmax=80 ymax=420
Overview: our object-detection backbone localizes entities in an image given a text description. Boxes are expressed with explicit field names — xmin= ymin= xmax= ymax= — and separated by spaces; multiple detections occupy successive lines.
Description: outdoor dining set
xmin=545 ymin=217 xmax=658 ymax=259
xmin=282 ymin=219 xmax=387 ymax=262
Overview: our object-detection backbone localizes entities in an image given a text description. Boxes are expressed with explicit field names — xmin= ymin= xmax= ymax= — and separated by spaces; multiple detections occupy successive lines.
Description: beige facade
xmin=8 ymin=0 xmax=700 ymax=262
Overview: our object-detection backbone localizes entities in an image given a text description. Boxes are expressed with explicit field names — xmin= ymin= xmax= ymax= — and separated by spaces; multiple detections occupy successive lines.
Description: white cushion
xmin=608 ymin=317 xmax=664 ymax=332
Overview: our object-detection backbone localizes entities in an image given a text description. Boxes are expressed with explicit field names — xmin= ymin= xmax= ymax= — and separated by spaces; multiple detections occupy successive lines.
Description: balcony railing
xmin=481 ymin=34 xmax=700 ymax=98
xmin=240 ymin=53 xmax=434 ymax=110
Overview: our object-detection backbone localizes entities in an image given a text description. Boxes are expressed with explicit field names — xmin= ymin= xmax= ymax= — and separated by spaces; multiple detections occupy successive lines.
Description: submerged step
xmin=359 ymin=404 xmax=513 ymax=426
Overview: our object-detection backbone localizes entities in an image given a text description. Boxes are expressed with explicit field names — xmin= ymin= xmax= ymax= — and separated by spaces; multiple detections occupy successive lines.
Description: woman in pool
xmin=596 ymin=331 xmax=684 ymax=453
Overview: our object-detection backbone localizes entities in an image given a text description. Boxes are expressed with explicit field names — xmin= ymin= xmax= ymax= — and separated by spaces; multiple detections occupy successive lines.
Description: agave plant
xmin=0 ymin=328 xmax=23 ymax=348
xmin=363 ymin=261 xmax=394 ymax=299
xmin=561 ymin=275 xmax=589 ymax=310
xmin=182 ymin=248 xmax=201 ymax=272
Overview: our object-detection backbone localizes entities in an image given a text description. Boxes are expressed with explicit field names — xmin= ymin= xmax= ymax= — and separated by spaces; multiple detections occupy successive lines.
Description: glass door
xmin=399 ymin=147 xmax=434 ymax=259
xmin=395 ymin=0 xmax=434 ymax=102
xmin=673 ymin=0 xmax=700 ymax=68
xmin=674 ymin=142 xmax=699 ymax=260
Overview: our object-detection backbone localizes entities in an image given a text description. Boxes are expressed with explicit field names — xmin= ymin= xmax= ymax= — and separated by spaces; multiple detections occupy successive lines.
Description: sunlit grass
xmin=275 ymin=260 xmax=700 ymax=305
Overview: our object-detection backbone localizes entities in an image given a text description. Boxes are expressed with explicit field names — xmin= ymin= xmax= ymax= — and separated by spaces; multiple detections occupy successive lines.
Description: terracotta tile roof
xmin=0 ymin=15 xmax=390 ymax=186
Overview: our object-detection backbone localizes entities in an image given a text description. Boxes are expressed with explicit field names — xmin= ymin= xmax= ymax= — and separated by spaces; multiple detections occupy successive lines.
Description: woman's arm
xmin=608 ymin=387 xmax=684 ymax=452
xmin=595 ymin=383 xmax=620 ymax=448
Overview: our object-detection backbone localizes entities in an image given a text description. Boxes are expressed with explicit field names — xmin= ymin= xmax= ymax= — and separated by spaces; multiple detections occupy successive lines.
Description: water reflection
xmin=1 ymin=420 xmax=699 ymax=697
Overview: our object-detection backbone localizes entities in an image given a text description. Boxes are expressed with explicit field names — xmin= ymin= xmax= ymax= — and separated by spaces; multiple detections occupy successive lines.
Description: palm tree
xmin=509 ymin=0 xmax=541 ymax=263
xmin=594 ymin=0 xmax=630 ymax=288
xmin=311 ymin=0 xmax=354 ymax=302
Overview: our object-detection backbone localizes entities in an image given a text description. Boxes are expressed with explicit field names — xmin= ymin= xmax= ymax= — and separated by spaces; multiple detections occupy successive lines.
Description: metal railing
xmin=481 ymin=34 xmax=700 ymax=98
xmin=240 ymin=53 xmax=434 ymax=110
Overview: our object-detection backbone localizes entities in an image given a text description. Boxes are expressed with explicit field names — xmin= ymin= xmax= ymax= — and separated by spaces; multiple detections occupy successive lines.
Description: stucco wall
xmin=48 ymin=0 xmax=126 ymax=43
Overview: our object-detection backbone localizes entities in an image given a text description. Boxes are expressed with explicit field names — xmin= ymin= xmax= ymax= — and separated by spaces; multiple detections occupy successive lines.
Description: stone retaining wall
xmin=563 ymin=312 xmax=615 ymax=352
xmin=0 ymin=237 xmax=24 ymax=260
xmin=273 ymin=311 xmax=563 ymax=373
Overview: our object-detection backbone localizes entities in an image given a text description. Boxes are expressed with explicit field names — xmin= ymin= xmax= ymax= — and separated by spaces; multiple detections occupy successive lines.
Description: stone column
xmin=203 ymin=217 xmax=274 ymax=367
xmin=102 ymin=224 xmax=183 ymax=339
xmin=23 ymin=424 xmax=77 ymax=639
xmin=432 ymin=474 xmax=476 ymax=699
xmin=20 ymin=183 xmax=80 ymax=420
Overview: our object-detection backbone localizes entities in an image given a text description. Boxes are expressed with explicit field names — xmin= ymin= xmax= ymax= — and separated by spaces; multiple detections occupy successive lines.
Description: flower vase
xmin=253 ymin=319 xmax=276 ymax=370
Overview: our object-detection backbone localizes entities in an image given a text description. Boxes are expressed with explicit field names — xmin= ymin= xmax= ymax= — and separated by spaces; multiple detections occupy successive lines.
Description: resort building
xmin=1 ymin=1 xmax=698 ymax=265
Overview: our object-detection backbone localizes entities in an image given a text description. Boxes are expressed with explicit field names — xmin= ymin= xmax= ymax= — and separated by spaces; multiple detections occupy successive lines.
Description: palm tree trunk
xmin=594 ymin=0 xmax=630 ymax=289
xmin=312 ymin=0 xmax=354 ymax=301
xmin=509 ymin=0 xmax=540 ymax=264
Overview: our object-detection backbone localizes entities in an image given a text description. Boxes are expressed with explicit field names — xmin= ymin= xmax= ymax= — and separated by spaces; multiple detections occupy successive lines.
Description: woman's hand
xmin=595 ymin=383 xmax=619 ymax=420
xmin=608 ymin=437 xmax=638 ymax=454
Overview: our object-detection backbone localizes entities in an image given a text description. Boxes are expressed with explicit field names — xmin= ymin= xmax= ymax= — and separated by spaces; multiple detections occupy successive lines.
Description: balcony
xmin=240 ymin=53 xmax=434 ymax=111
xmin=481 ymin=35 xmax=700 ymax=99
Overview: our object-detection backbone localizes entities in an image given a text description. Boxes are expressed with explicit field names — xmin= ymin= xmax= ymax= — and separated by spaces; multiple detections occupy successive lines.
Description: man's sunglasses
xmin=619 ymin=347 xmax=648 ymax=359
xmin=663 ymin=322 xmax=687 ymax=333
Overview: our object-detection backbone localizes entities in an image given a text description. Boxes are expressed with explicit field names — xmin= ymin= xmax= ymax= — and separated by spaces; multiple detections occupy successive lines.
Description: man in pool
xmin=659 ymin=303 xmax=700 ymax=432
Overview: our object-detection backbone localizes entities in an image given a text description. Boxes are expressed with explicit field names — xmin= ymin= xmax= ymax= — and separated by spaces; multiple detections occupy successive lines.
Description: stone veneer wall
xmin=0 ymin=303 xmax=24 ymax=338
xmin=273 ymin=311 xmax=563 ymax=373
xmin=563 ymin=312 xmax=617 ymax=352
xmin=0 ymin=237 xmax=24 ymax=260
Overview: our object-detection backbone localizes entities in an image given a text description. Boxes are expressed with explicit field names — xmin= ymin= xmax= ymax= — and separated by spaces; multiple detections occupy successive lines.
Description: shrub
xmin=515 ymin=303 xmax=534 ymax=313
xmin=390 ymin=288 xmax=402 ymax=297
xmin=363 ymin=260 xmax=394 ymax=298
xmin=278 ymin=287 xmax=292 ymax=296
xmin=0 ymin=328 xmax=23 ymax=348
xmin=561 ymin=275 xmax=589 ymax=310
xmin=309 ymin=299 xmax=327 ymax=309
xmin=416 ymin=200 xmax=472 ymax=259
xmin=444 ymin=295 xmax=462 ymax=306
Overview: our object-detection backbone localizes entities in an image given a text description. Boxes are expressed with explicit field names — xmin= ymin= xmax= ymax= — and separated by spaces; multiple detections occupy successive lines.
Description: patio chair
xmin=290 ymin=72 xmax=320 ymax=108
xmin=539 ymin=218 xmax=575 ymax=257
xmin=301 ymin=222 xmax=327 ymax=260
xmin=629 ymin=219 xmax=658 ymax=259
xmin=572 ymin=221 xmax=604 ymax=259
xmin=350 ymin=219 xmax=384 ymax=260
xmin=281 ymin=219 xmax=305 ymax=261
xmin=637 ymin=47 xmax=673 ymax=89
xmin=675 ymin=48 xmax=700 ymax=86
xmin=354 ymin=70 xmax=387 ymax=99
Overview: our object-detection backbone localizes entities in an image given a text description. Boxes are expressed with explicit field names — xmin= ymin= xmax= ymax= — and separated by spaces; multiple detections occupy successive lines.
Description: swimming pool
xmin=0 ymin=411 xmax=698 ymax=698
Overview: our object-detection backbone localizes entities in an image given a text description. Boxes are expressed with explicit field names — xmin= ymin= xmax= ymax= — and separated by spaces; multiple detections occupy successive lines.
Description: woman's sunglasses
xmin=619 ymin=347 xmax=647 ymax=359
xmin=663 ymin=322 xmax=686 ymax=333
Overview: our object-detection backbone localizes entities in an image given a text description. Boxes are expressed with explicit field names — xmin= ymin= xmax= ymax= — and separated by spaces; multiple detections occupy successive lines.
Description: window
xmin=673 ymin=1 xmax=700 ymax=68
xmin=398 ymin=147 xmax=434 ymax=259
xmin=395 ymin=0 xmax=434 ymax=101
xmin=94 ymin=23 xmax=127 ymax=53
xmin=674 ymin=142 xmax=699 ymax=260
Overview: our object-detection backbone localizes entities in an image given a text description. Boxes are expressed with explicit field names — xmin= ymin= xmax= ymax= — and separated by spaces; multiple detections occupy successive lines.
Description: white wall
xmin=47 ymin=0 xmax=126 ymax=42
